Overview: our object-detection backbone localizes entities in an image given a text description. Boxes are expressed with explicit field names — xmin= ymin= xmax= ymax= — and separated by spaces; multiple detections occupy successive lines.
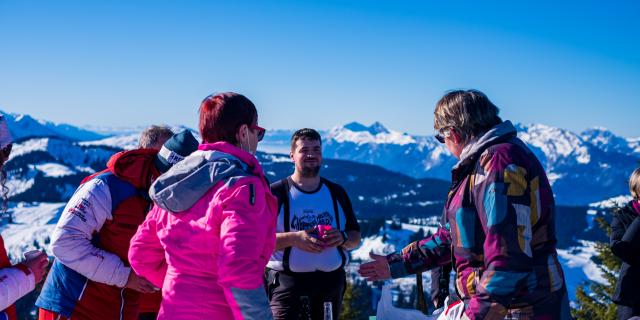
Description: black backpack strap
xmin=321 ymin=178 xmax=347 ymax=269
xmin=321 ymin=178 xmax=342 ymax=228
xmin=270 ymin=178 xmax=292 ymax=273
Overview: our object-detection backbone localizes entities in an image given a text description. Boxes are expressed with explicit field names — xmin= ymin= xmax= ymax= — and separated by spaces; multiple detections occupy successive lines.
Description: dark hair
xmin=434 ymin=89 xmax=502 ymax=141
xmin=138 ymin=125 xmax=174 ymax=149
xmin=290 ymin=128 xmax=322 ymax=151
xmin=0 ymin=143 xmax=12 ymax=215
xmin=199 ymin=92 xmax=257 ymax=145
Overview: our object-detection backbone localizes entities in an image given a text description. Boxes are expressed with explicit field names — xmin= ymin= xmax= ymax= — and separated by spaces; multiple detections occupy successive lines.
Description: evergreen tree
xmin=340 ymin=279 xmax=374 ymax=320
xmin=572 ymin=212 xmax=622 ymax=320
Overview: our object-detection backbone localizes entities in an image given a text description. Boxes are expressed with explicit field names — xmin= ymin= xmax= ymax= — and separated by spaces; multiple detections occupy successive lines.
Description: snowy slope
xmin=517 ymin=123 xmax=591 ymax=166
xmin=581 ymin=127 xmax=640 ymax=156
xmin=31 ymin=163 xmax=75 ymax=177
xmin=79 ymin=125 xmax=200 ymax=150
xmin=10 ymin=137 xmax=114 ymax=166
xmin=629 ymin=137 xmax=640 ymax=154
xmin=352 ymin=219 xmax=439 ymax=261
xmin=589 ymin=195 xmax=633 ymax=210
xmin=557 ymin=241 xmax=606 ymax=301
xmin=79 ymin=133 xmax=141 ymax=150
xmin=0 ymin=202 xmax=65 ymax=262
xmin=6 ymin=137 xmax=115 ymax=202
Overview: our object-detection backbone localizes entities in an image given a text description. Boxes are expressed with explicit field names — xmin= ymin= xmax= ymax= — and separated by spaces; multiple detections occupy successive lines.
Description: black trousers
xmin=138 ymin=313 xmax=158 ymax=320
xmin=265 ymin=268 xmax=346 ymax=320
xmin=618 ymin=303 xmax=640 ymax=320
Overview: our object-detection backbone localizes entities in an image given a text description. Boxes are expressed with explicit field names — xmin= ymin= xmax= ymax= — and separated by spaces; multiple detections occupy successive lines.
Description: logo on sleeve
xmin=68 ymin=199 xmax=91 ymax=223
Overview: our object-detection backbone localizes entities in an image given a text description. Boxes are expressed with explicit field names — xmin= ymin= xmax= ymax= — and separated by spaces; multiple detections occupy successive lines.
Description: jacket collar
xmin=451 ymin=121 xmax=518 ymax=176
xmin=632 ymin=200 xmax=640 ymax=216
xmin=198 ymin=142 xmax=265 ymax=178
xmin=107 ymin=148 xmax=160 ymax=190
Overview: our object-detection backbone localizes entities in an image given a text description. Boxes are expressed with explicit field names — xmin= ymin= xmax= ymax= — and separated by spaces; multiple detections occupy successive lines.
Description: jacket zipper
xmin=119 ymin=288 xmax=125 ymax=320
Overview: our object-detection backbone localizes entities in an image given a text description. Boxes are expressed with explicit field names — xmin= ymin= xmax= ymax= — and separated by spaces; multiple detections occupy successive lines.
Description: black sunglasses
xmin=435 ymin=126 xmax=454 ymax=143
xmin=250 ymin=124 xmax=266 ymax=141
xmin=435 ymin=127 xmax=453 ymax=144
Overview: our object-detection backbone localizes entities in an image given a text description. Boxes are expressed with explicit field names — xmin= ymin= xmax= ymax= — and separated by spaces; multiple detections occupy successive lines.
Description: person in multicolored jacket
xmin=359 ymin=90 xmax=571 ymax=320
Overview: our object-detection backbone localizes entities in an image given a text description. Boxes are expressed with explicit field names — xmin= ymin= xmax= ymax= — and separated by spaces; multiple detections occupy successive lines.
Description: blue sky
xmin=1 ymin=0 xmax=638 ymax=136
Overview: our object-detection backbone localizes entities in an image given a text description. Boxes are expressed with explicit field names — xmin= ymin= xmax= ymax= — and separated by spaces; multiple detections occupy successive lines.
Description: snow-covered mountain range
xmin=4 ymin=107 xmax=639 ymax=206
xmin=1 ymin=111 xmax=106 ymax=142
xmin=267 ymin=121 xmax=639 ymax=206
xmin=3 ymin=109 xmax=638 ymax=206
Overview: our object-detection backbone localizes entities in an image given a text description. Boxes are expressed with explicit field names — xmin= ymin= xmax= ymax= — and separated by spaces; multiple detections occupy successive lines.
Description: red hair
xmin=199 ymin=92 xmax=257 ymax=144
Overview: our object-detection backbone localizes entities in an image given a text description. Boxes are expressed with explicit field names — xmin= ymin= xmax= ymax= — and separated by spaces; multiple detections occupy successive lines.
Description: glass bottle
xmin=323 ymin=301 xmax=333 ymax=320
xmin=300 ymin=296 xmax=312 ymax=320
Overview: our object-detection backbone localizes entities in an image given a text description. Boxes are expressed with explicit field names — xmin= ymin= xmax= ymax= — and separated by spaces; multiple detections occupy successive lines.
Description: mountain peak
xmin=13 ymin=113 xmax=35 ymax=123
xmin=343 ymin=121 xmax=369 ymax=132
xmin=342 ymin=121 xmax=389 ymax=135
xmin=586 ymin=126 xmax=610 ymax=132
xmin=581 ymin=126 xmax=615 ymax=138
xmin=369 ymin=121 xmax=390 ymax=134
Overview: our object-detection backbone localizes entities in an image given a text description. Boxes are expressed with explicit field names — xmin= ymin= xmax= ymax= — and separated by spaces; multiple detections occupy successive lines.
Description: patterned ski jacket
xmin=387 ymin=121 xmax=570 ymax=319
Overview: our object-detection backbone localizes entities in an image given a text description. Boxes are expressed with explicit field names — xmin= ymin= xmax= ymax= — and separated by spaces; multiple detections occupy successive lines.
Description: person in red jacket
xmin=36 ymin=126 xmax=198 ymax=320
xmin=0 ymin=114 xmax=49 ymax=320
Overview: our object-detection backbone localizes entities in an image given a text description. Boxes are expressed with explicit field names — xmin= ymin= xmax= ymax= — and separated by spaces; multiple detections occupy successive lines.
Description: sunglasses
xmin=435 ymin=127 xmax=453 ymax=144
xmin=250 ymin=124 xmax=266 ymax=141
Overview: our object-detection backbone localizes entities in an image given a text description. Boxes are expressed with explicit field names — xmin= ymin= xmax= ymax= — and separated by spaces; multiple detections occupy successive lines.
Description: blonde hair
xmin=630 ymin=167 xmax=640 ymax=200
xmin=434 ymin=89 xmax=502 ymax=142
xmin=138 ymin=125 xmax=174 ymax=149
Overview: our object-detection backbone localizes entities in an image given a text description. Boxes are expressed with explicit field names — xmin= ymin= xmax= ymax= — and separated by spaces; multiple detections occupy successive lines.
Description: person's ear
xmin=236 ymin=124 xmax=249 ymax=145
xmin=450 ymin=129 xmax=463 ymax=144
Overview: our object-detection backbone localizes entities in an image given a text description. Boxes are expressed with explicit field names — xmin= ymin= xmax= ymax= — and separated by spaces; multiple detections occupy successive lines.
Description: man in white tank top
xmin=266 ymin=128 xmax=361 ymax=320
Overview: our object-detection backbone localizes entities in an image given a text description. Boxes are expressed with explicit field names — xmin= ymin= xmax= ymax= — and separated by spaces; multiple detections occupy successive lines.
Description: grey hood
xmin=150 ymin=150 xmax=253 ymax=213
xmin=452 ymin=120 xmax=518 ymax=172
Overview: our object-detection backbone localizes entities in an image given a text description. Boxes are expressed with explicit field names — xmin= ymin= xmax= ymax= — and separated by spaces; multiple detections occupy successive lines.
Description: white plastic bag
xmin=435 ymin=297 xmax=466 ymax=320
xmin=376 ymin=284 xmax=437 ymax=320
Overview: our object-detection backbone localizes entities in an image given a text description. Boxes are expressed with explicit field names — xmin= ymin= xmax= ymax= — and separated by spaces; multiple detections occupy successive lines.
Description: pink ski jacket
xmin=129 ymin=142 xmax=277 ymax=320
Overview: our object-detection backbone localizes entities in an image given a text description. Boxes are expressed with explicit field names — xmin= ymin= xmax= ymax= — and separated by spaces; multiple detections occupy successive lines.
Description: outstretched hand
xmin=358 ymin=252 xmax=391 ymax=281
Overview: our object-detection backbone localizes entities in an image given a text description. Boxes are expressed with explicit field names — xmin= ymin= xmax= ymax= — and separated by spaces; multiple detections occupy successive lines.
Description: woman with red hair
xmin=129 ymin=92 xmax=276 ymax=320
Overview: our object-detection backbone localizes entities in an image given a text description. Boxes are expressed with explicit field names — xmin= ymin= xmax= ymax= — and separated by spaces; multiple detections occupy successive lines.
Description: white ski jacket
xmin=49 ymin=178 xmax=131 ymax=287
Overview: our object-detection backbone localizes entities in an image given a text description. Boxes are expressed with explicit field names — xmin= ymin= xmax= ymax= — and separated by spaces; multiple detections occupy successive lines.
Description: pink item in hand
xmin=317 ymin=225 xmax=332 ymax=238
